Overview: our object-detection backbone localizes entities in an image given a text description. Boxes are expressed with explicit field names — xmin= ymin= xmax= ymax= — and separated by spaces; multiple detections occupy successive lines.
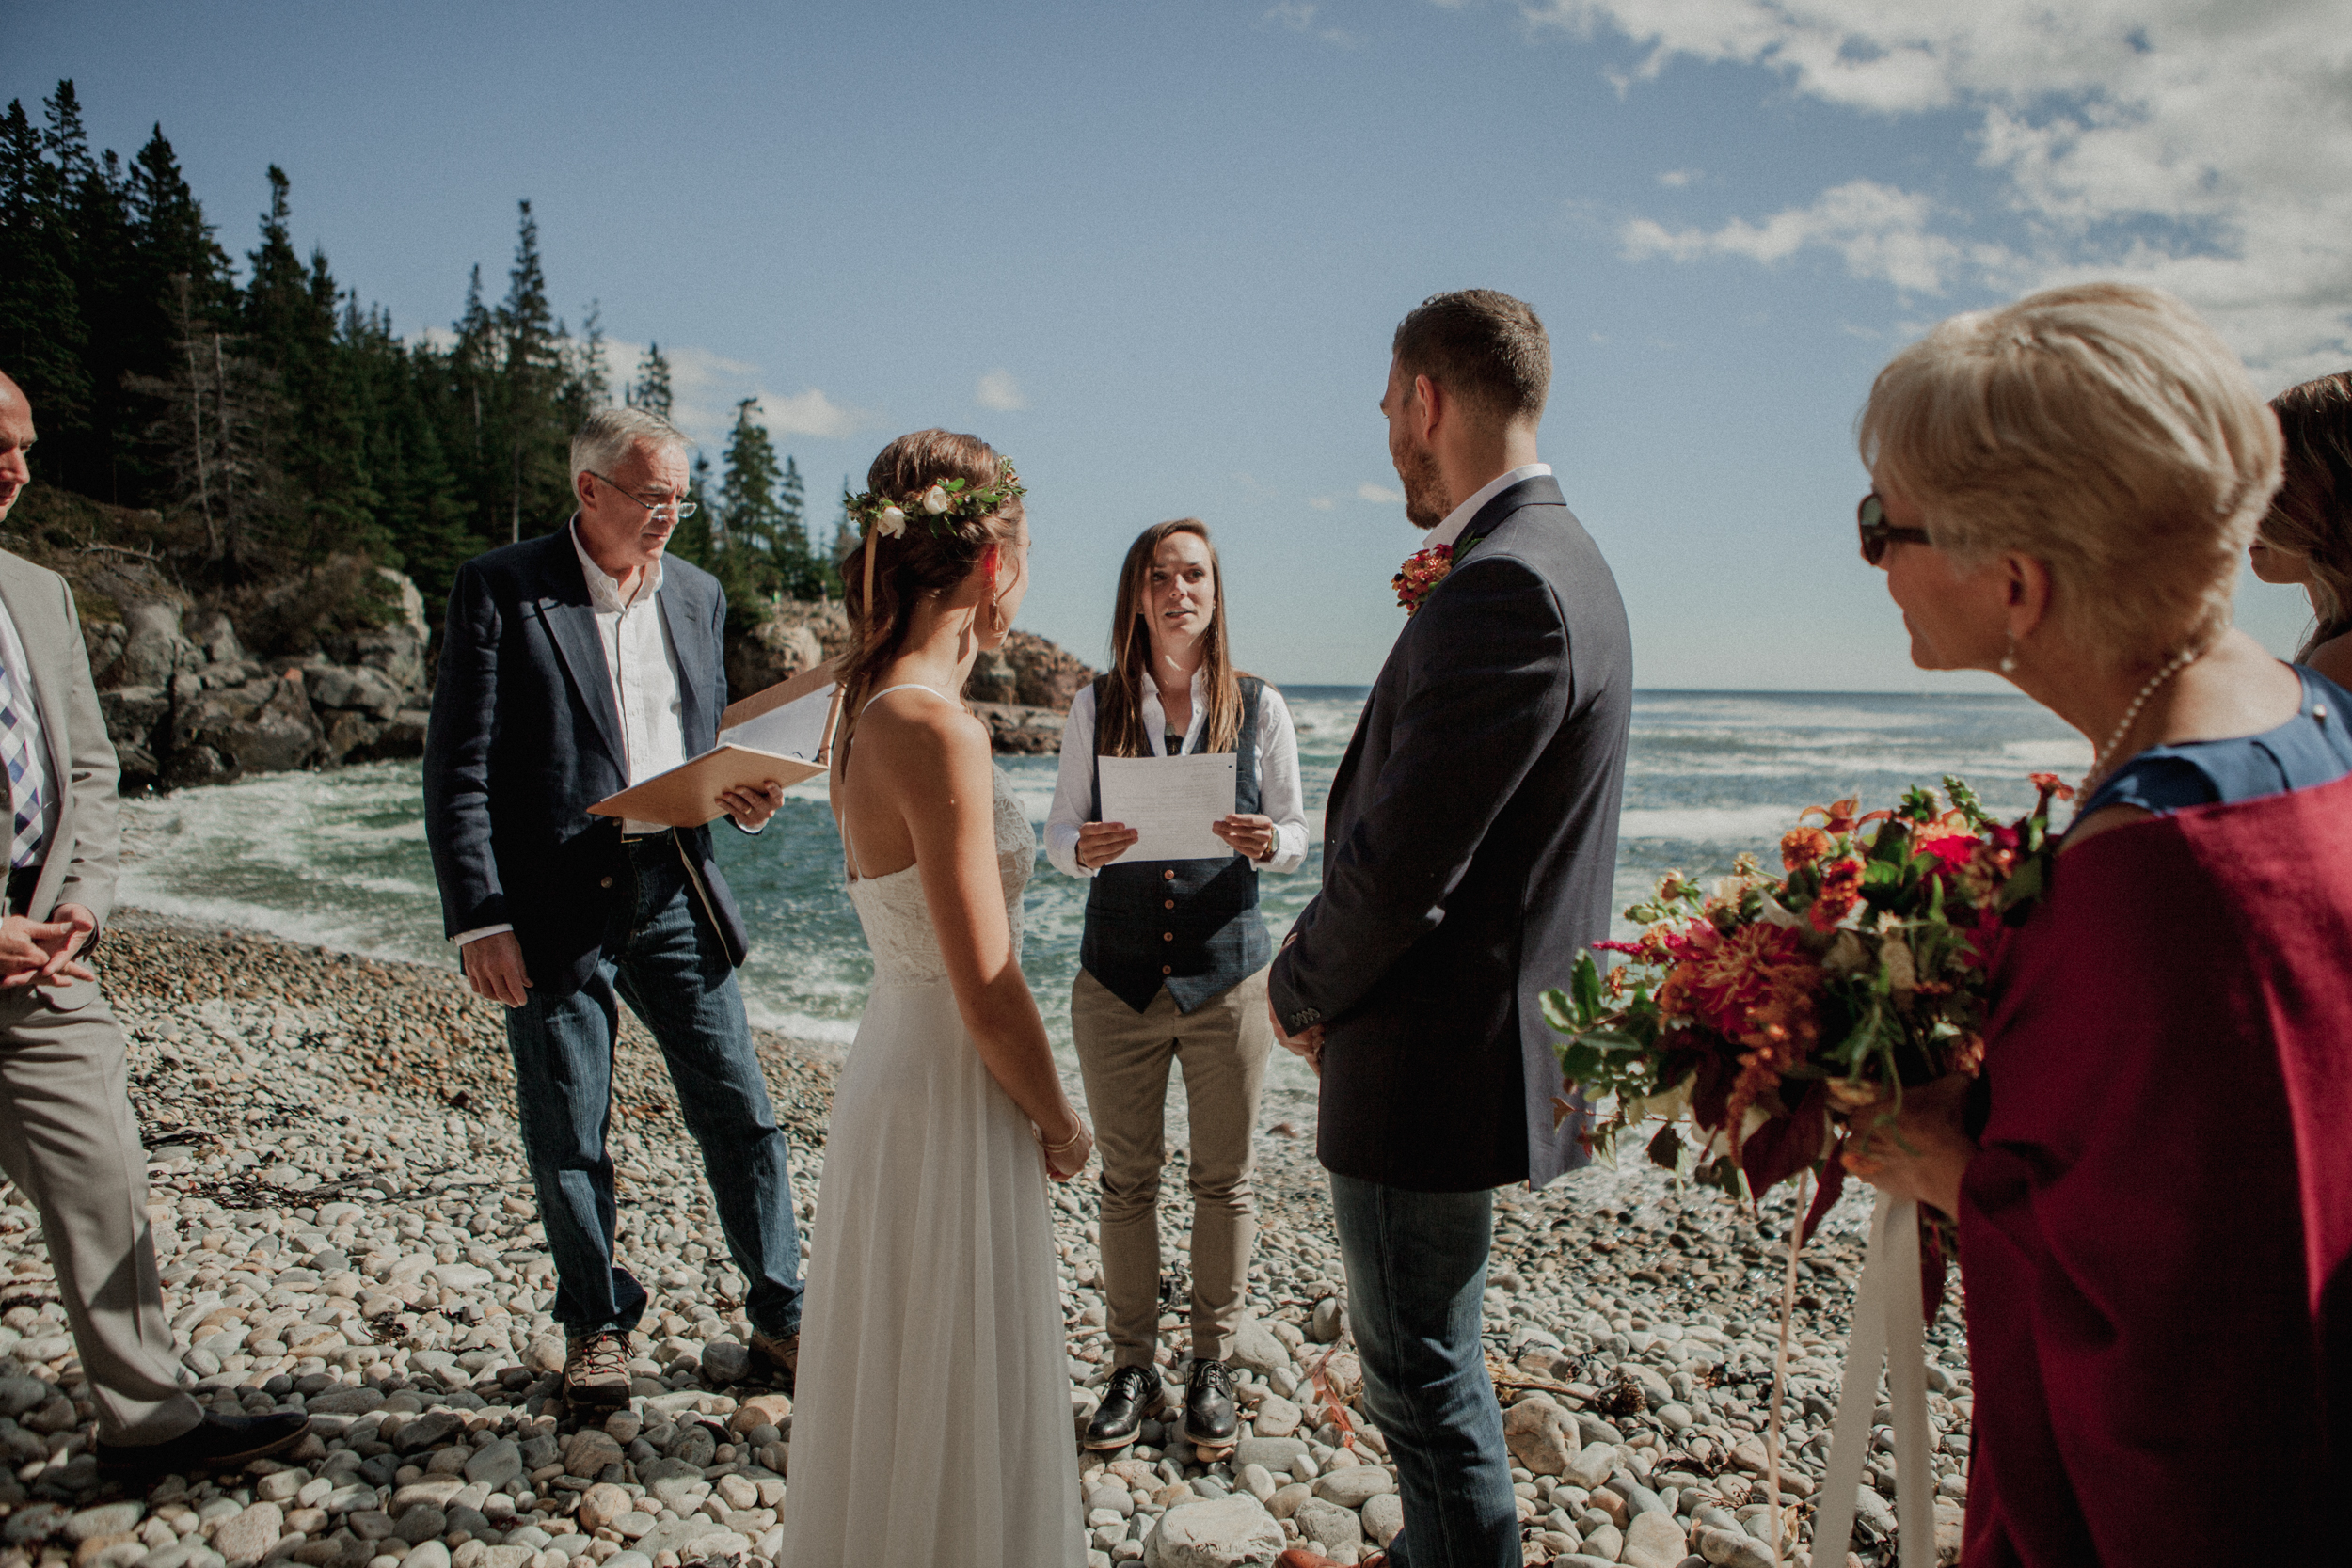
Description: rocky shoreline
xmin=0 ymin=913 xmax=1966 ymax=1568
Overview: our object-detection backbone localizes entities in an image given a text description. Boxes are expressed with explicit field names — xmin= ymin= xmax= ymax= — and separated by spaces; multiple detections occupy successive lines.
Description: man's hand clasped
xmin=0 ymin=903 xmax=97 ymax=989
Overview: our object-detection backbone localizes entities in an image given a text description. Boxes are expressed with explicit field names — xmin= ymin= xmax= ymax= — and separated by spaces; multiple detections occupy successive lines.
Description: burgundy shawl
xmin=1960 ymin=773 xmax=2352 ymax=1565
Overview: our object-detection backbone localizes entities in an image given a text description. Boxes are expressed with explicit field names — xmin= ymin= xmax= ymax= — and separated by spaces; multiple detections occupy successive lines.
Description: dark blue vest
xmin=1080 ymin=675 xmax=1271 ymax=1014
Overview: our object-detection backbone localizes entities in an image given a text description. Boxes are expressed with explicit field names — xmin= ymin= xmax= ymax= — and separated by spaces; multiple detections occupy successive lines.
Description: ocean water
xmin=113 ymin=688 xmax=2087 ymax=1095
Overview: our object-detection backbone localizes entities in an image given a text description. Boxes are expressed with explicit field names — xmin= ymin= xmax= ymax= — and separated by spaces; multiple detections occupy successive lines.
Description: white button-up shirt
xmin=453 ymin=521 xmax=691 ymax=947
xmin=1425 ymin=462 xmax=1553 ymax=553
xmin=568 ymin=521 xmax=690 ymax=835
xmin=1045 ymin=668 xmax=1309 ymax=879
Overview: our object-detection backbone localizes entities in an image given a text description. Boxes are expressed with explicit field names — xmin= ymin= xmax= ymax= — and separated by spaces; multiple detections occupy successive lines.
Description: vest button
xmin=599 ymin=877 xmax=614 ymax=889
xmin=1162 ymin=964 xmax=1173 ymax=975
xmin=1163 ymin=868 xmax=1175 ymax=879
xmin=1163 ymin=898 xmax=1175 ymax=910
xmin=1163 ymin=931 xmax=1174 ymax=942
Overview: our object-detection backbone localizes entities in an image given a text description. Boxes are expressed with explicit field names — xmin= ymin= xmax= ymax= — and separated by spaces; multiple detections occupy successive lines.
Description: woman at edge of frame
xmin=1045 ymin=517 xmax=1310 ymax=1455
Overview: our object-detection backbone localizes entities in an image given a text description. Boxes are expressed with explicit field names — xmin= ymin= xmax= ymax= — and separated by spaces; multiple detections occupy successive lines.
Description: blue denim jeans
xmin=1329 ymin=1172 xmax=1518 ymax=1568
xmin=505 ymin=832 xmax=803 ymax=1341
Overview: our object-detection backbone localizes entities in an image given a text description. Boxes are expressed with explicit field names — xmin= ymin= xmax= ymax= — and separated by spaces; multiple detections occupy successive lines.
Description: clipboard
xmin=588 ymin=659 xmax=845 ymax=828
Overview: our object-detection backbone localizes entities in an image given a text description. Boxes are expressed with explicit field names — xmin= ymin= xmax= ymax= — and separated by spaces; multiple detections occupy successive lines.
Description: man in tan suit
xmin=0 ymin=369 xmax=309 ymax=1473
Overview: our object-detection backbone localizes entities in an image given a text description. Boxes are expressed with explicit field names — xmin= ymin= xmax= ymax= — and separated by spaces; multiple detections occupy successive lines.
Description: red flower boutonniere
xmin=1393 ymin=543 xmax=1453 ymax=616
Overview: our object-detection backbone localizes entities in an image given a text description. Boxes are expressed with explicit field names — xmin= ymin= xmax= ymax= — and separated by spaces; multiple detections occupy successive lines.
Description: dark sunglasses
xmin=1857 ymin=493 xmax=1932 ymax=565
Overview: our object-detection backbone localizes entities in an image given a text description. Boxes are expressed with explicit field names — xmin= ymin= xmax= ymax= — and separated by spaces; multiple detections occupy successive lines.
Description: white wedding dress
xmin=778 ymin=744 xmax=1084 ymax=1567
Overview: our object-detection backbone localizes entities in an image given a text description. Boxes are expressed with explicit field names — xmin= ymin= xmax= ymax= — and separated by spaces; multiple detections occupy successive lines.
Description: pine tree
xmin=0 ymin=95 xmax=91 ymax=473
xmin=719 ymin=399 xmax=784 ymax=559
xmin=496 ymin=200 xmax=569 ymax=542
xmin=670 ymin=448 xmax=717 ymax=569
xmin=628 ymin=342 xmax=674 ymax=420
xmin=716 ymin=399 xmax=788 ymax=617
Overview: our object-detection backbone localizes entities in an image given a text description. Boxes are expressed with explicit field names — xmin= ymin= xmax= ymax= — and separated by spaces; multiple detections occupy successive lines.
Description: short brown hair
xmin=1392 ymin=290 xmax=1550 ymax=425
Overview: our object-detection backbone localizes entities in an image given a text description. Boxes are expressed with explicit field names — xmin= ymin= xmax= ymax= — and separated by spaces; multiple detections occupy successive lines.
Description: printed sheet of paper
xmin=1096 ymin=752 xmax=1238 ymax=863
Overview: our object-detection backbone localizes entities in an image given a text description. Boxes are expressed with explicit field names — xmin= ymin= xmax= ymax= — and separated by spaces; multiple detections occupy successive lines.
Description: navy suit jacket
xmin=1268 ymin=475 xmax=1632 ymax=1191
xmin=422 ymin=527 xmax=751 ymax=998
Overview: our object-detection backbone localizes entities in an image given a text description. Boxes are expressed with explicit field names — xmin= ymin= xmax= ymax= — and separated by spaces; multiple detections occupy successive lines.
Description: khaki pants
xmin=1072 ymin=965 xmax=1274 ymax=1368
xmin=0 ymin=982 xmax=203 ymax=1445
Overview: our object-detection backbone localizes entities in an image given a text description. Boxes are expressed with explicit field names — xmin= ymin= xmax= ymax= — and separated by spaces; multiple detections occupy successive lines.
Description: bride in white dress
xmin=779 ymin=430 xmax=1091 ymax=1568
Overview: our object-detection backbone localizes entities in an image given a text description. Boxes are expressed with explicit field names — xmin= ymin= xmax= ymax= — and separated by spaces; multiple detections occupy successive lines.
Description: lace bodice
xmin=847 ymin=765 xmax=1033 ymax=986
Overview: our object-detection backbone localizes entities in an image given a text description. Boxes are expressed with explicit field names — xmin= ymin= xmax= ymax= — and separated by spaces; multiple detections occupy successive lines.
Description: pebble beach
xmin=0 ymin=912 xmax=1971 ymax=1568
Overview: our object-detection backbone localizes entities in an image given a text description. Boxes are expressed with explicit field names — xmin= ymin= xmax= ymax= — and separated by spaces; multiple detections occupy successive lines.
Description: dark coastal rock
xmin=969 ymin=702 xmax=1066 ymax=754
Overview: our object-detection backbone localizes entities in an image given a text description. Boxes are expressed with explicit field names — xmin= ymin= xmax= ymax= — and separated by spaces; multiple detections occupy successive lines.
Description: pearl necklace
xmin=2076 ymin=641 xmax=2208 ymax=805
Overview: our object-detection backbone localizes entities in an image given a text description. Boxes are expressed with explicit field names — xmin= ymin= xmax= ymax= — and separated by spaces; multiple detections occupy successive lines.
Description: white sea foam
xmin=1615 ymin=805 xmax=1801 ymax=843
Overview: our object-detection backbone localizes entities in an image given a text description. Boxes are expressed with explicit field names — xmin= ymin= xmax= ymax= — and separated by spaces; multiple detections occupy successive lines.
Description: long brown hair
xmin=2257 ymin=371 xmax=2352 ymax=660
xmin=835 ymin=429 xmax=1024 ymax=759
xmin=1096 ymin=518 xmax=1245 ymax=758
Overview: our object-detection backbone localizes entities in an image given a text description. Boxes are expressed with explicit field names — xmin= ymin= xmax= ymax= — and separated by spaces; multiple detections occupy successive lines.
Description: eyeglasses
xmin=587 ymin=470 xmax=697 ymax=521
xmin=1857 ymin=493 xmax=1931 ymax=565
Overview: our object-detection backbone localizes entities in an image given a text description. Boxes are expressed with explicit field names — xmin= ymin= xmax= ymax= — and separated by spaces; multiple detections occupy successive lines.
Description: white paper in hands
xmin=1096 ymin=752 xmax=1237 ymax=863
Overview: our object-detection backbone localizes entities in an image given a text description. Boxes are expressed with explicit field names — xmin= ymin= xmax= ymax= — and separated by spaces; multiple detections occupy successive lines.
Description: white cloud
xmin=1620 ymin=179 xmax=2001 ymax=295
xmin=1308 ymin=496 xmax=1338 ymax=511
xmin=1263 ymin=1 xmax=1358 ymax=46
xmin=1655 ymin=167 xmax=1700 ymax=187
xmin=756 ymin=387 xmax=876 ymax=441
xmin=1358 ymin=482 xmax=1404 ymax=503
xmin=599 ymin=336 xmax=877 ymax=448
xmin=1524 ymin=0 xmax=2352 ymax=382
xmin=975 ymin=369 xmax=1027 ymax=412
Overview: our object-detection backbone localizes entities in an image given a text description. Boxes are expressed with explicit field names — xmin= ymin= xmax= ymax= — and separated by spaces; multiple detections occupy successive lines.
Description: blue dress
xmin=2076 ymin=665 xmax=2352 ymax=817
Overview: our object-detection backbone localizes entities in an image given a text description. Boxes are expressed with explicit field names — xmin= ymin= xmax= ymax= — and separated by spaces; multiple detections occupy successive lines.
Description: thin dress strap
xmin=841 ymin=683 xmax=953 ymax=879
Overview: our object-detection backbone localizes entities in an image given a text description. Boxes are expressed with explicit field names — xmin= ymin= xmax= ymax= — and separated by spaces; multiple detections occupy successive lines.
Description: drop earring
xmin=1999 ymin=633 xmax=2019 ymax=674
xmin=987 ymin=595 xmax=1006 ymax=638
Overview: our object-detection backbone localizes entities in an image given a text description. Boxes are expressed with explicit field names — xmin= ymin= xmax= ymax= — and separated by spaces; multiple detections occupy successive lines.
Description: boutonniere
xmin=1393 ymin=543 xmax=1454 ymax=616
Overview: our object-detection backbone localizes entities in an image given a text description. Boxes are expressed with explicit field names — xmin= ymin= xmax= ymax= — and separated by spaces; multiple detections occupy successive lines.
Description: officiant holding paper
xmin=1046 ymin=519 xmax=1307 ymax=1454
xmin=422 ymin=406 xmax=806 ymax=1409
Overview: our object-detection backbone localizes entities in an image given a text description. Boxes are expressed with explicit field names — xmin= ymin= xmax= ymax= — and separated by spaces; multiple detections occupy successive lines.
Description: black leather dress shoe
xmin=1084 ymin=1364 xmax=1168 ymax=1450
xmin=96 ymin=1412 xmax=310 ymax=1476
xmin=1184 ymin=1356 xmax=1237 ymax=1449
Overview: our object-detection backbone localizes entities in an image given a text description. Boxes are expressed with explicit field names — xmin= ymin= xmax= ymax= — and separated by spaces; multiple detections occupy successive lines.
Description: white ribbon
xmin=1808 ymin=1191 xmax=1936 ymax=1568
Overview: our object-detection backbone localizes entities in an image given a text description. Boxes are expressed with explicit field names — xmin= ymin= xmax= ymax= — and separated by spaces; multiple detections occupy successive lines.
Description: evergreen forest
xmin=0 ymin=81 xmax=842 ymax=632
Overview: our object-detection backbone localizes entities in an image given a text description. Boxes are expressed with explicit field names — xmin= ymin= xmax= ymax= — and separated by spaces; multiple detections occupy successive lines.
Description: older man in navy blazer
xmin=1270 ymin=293 xmax=1632 ymax=1568
xmin=424 ymin=407 xmax=803 ymax=1406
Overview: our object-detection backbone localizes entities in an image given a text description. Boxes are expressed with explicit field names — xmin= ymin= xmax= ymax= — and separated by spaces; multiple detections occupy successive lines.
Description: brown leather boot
xmin=749 ymin=1328 xmax=799 ymax=1394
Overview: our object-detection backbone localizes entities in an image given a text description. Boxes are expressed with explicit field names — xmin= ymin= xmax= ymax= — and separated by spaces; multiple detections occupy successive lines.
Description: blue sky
xmin=11 ymin=1 xmax=2347 ymax=688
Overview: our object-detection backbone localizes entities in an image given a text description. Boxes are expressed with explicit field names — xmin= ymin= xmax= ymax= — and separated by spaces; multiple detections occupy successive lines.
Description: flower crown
xmin=846 ymin=463 xmax=1025 ymax=542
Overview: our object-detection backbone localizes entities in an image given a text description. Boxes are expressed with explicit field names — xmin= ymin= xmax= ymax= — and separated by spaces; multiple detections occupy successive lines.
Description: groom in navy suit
xmin=423 ymin=407 xmax=804 ymax=1406
xmin=1270 ymin=292 xmax=1632 ymax=1568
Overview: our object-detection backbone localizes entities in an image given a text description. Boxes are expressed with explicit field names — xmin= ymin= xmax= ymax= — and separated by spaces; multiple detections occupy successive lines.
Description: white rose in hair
xmin=877 ymin=505 xmax=907 ymax=537
xmin=921 ymin=485 xmax=951 ymax=515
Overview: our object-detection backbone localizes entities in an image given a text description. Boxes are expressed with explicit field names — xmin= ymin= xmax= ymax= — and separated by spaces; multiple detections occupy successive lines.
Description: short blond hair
xmin=1859 ymin=283 xmax=2281 ymax=669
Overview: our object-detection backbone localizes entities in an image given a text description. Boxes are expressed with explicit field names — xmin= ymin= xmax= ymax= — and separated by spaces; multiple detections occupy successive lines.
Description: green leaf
xmin=1540 ymin=987 xmax=1579 ymax=1034
xmin=1574 ymin=951 xmax=1606 ymax=1017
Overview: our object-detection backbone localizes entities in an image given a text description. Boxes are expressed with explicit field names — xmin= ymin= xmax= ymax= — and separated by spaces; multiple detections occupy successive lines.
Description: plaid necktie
xmin=0 ymin=653 xmax=48 ymax=871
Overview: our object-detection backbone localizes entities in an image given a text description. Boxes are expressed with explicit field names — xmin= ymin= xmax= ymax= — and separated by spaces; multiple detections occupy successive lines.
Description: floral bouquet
xmin=1545 ymin=773 xmax=2074 ymax=1247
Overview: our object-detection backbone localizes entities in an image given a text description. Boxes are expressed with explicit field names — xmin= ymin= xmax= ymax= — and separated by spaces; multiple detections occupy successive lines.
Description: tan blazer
xmin=0 ymin=548 xmax=121 ymax=935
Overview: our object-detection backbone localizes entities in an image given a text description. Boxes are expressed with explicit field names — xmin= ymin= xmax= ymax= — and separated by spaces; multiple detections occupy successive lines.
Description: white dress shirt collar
xmin=570 ymin=516 xmax=664 ymax=611
xmin=1141 ymin=666 xmax=1207 ymax=755
xmin=1425 ymin=462 xmax=1553 ymax=554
